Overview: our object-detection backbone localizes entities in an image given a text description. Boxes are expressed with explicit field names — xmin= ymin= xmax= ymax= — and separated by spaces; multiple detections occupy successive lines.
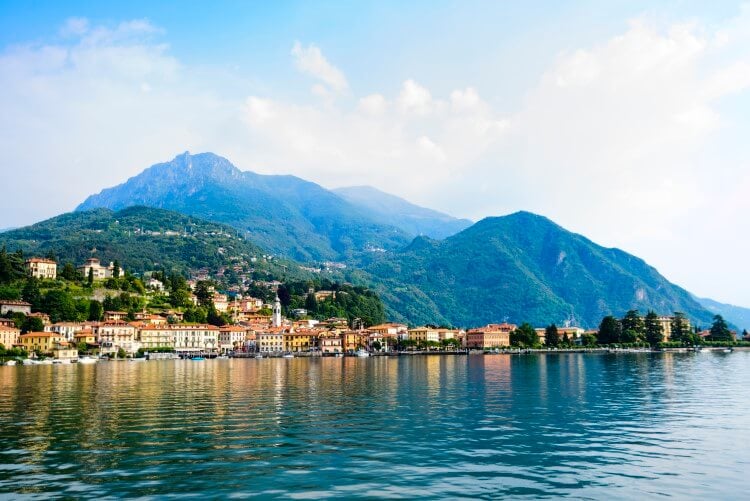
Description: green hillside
xmin=356 ymin=212 xmax=715 ymax=328
xmin=0 ymin=206 xmax=299 ymax=283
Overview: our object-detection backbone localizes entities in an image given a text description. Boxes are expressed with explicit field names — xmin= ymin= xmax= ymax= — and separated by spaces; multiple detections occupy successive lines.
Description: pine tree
xmin=621 ymin=310 xmax=645 ymax=340
xmin=644 ymin=311 xmax=664 ymax=346
xmin=597 ymin=316 xmax=622 ymax=345
xmin=670 ymin=312 xmax=690 ymax=344
xmin=709 ymin=315 xmax=733 ymax=342
xmin=545 ymin=324 xmax=560 ymax=347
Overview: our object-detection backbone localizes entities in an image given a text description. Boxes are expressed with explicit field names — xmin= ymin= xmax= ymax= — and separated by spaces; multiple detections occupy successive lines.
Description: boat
xmin=282 ymin=353 xmax=294 ymax=359
xmin=254 ymin=354 xmax=264 ymax=359
xmin=5 ymin=360 xmax=16 ymax=366
xmin=334 ymin=353 xmax=344 ymax=358
xmin=78 ymin=356 xmax=98 ymax=364
xmin=191 ymin=356 xmax=205 ymax=361
xmin=355 ymin=349 xmax=370 ymax=358
xmin=23 ymin=359 xmax=38 ymax=365
xmin=216 ymin=355 xmax=229 ymax=360
xmin=39 ymin=359 xmax=53 ymax=365
xmin=723 ymin=348 xmax=733 ymax=353
xmin=128 ymin=357 xmax=147 ymax=362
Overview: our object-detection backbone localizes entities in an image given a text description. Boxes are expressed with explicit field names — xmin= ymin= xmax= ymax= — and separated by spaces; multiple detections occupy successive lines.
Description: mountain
xmin=77 ymin=152 xmax=410 ymax=262
xmin=0 ymin=206 xmax=299 ymax=281
xmin=694 ymin=296 xmax=750 ymax=332
xmin=357 ymin=211 xmax=715 ymax=329
xmin=333 ymin=186 xmax=472 ymax=239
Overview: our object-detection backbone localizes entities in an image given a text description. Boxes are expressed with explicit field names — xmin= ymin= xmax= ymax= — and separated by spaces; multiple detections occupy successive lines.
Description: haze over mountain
xmin=358 ymin=212 xmax=716 ymax=329
xmin=333 ymin=186 xmax=472 ymax=239
xmin=77 ymin=152 xmax=410 ymax=262
xmin=694 ymin=297 xmax=750 ymax=333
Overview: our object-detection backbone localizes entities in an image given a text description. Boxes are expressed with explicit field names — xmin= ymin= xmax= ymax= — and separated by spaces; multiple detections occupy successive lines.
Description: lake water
xmin=0 ymin=352 xmax=748 ymax=499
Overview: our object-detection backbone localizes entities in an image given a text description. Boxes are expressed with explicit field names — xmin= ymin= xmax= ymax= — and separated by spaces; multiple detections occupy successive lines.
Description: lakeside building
xmin=656 ymin=316 xmax=691 ymax=343
xmin=97 ymin=322 xmax=138 ymax=355
xmin=466 ymin=323 xmax=516 ymax=349
xmin=45 ymin=322 xmax=92 ymax=342
xmin=0 ymin=325 xmax=20 ymax=349
xmin=319 ymin=331 xmax=343 ymax=354
xmin=535 ymin=327 xmax=585 ymax=345
xmin=342 ymin=330 xmax=368 ymax=352
xmin=25 ymin=258 xmax=57 ymax=279
xmin=283 ymin=329 xmax=318 ymax=352
xmin=77 ymin=258 xmax=122 ymax=280
xmin=258 ymin=330 xmax=284 ymax=353
xmin=408 ymin=327 xmax=440 ymax=344
xmin=218 ymin=325 xmax=248 ymax=353
xmin=0 ymin=300 xmax=31 ymax=316
xmin=19 ymin=332 xmax=65 ymax=354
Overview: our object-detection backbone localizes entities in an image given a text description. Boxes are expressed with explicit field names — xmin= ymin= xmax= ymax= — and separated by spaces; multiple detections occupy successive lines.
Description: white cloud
xmin=2 ymin=14 xmax=750 ymax=307
xmin=397 ymin=79 xmax=434 ymax=114
xmin=291 ymin=41 xmax=348 ymax=94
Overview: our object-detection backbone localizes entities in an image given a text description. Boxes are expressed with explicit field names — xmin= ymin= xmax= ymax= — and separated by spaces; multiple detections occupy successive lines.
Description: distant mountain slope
xmin=77 ymin=152 xmax=410 ymax=262
xmin=0 ymin=206 xmax=298 ymax=280
xmin=333 ymin=185 xmax=472 ymax=239
xmin=358 ymin=211 xmax=715 ymax=328
xmin=694 ymin=296 xmax=750 ymax=332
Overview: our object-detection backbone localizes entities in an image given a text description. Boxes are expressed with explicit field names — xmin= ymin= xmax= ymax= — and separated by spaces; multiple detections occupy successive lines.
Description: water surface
xmin=0 ymin=352 xmax=748 ymax=498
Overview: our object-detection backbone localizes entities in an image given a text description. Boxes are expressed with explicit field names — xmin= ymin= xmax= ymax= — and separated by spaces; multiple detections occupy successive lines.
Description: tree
xmin=21 ymin=316 xmax=44 ymax=333
xmin=43 ymin=289 xmax=79 ymax=322
xmin=21 ymin=278 xmax=42 ymax=310
xmin=77 ymin=341 xmax=88 ymax=354
xmin=670 ymin=312 xmax=691 ymax=344
xmin=581 ymin=333 xmax=597 ymax=347
xmin=510 ymin=323 xmax=538 ymax=348
xmin=113 ymin=260 xmax=121 ymax=279
xmin=87 ymin=267 xmax=94 ymax=286
xmin=544 ymin=324 xmax=559 ymax=347
xmin=305 ymin=293 xmax=318 ymax=314
xmin=644 ymin=311 xmax=664 ymax=346
xmin=597 ymin=316 xmax=622 ymax=345
xmin=88 ymin=300 xmax=103 ymax=321
xmin=207 ymin=305 xmax=226 ymax=326
xmin=743 ymin=329 xmax=749 ymax=341
xmin=371 ymin=340 xmax=382 ymax=351
xmin=60 ymin=262 xmax=78 ymax=281
xmin=194 ymin=281 xmax=213 ymax=307
xmin=621 ymin=310 xmax=644 ymax=341
xmin=709 ymin=315 xmax=733 ymax=342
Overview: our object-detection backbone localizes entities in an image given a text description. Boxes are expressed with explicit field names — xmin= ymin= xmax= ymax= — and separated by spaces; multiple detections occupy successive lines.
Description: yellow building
xmin=0 ymin=326 xmax=20 ymax=350
xmin=283 ymin=329 xmax=318 ymax=352
xmin=408 ymin=327 xmax=440 ymax=344
xmin=19 ymin=332 xmax=65 ymax=354
xmin=342 ymin=330 xmax=368 ymax=352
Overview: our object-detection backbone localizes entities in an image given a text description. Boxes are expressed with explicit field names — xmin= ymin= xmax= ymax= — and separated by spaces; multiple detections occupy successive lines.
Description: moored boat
xmin=355 ymin=349 xmax=370 ymax=358
xmin=78 ymin=356 xmax=98 ymax=364
xmin=5 ymin=360 xmax=16 ymax=366
xmin=282 ymin=352 xmax=294 ymax=359
xmin=191 ymin=356 xmax=205 ymax=361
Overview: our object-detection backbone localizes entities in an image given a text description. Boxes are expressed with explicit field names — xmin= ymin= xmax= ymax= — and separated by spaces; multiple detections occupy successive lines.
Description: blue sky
xmin=0 ymin=1 xmax=749 ymax=306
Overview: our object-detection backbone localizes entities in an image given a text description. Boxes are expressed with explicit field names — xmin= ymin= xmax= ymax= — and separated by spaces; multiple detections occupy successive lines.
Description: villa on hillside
xmin=25 ymin=258 xmax=57 ymax=279
xmin=77 ymin=258 xmax=122 ymax=279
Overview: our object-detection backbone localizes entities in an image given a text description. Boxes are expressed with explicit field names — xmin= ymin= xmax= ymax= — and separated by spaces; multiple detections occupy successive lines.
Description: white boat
xmin=255 ymin=354 xmax=264 ymax=359
xmin=723 ymin=348 xmax=733 ymax=353
xmin=39 ymin=359 xmax=53 ymax=365
xmin=355 ymin=349 xmax=370 ymax=358
xmin=23 ymin=359 xmax=38 ymax=365
xmin=282 ymin=353 xmax=294 ymax=359
xmin=5 ymin=360 xmax=16 ymax=366
xmin=334 ymin=353 xmax=344 ymax=358
xmin=128 ymin=358 xmax=147 ymax=362
xmin=77 ymin=356 xmax=98 ymax=364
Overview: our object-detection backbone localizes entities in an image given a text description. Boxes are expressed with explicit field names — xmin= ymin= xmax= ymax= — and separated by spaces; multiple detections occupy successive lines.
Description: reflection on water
xmin=0 ymin=353 xmax=748 ymax=498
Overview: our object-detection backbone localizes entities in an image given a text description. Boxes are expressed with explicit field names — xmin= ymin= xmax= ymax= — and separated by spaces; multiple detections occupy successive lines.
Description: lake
xmin=0 ymin=352 xmax=748 ymax=498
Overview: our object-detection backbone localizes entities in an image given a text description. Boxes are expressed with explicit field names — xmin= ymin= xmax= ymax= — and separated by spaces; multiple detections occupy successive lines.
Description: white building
xmin=25 ymin=258 xmax=57 ymax=279
xmin=77 ymin=258 xmax=122 ymax=280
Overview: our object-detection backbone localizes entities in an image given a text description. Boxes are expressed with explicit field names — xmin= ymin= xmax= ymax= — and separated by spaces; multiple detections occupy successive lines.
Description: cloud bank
xmin=1 ymin=14 xmax=749 ymax=306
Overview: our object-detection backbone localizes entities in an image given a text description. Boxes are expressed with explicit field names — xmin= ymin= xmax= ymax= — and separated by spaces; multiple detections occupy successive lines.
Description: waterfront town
xmin=0 ymin=257 xmax=745 ymax=363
